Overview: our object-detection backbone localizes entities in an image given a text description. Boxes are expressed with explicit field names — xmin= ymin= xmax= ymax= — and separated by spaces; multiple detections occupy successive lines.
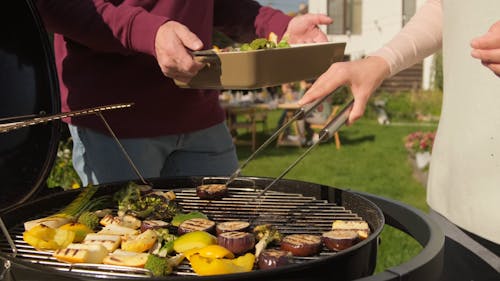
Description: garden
xmin=47 ymin=89 xmax=442 ymax=273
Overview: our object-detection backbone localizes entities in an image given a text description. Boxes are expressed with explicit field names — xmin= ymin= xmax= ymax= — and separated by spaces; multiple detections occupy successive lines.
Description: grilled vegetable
xmin=83 ymin=233 xmax=121 ymax=252
xmin=196 ymin=184 xmax=228 ymax=200
xmin=144 ymin=254 xmax=171 ymax=277
xmin=184 ymin=245 xmax=234 ymax=260
xmin=141 ymin=220 xmax=170 ymax=232
xmin=114 ymin=182 xmax=180 ymax=220
xmin=331 ymin=220 xmax=371 ymax=240
xmin=238 ymin=33 xmax=289 ymax=51
xmin=98 ymin=223 xmax=139 ymax=236
xmin=100 ymin=214 xmax=141 ymax=229
xmin=178 ymin=218 xmax=215 ymax=235
xmin=280 ymin=234 xmax=322 ymax=257
xmin=217 ymin=231 xmax=255 ymax=255
xmin=322 ymin=230 xmax=359 ymax=251
xmin=23 ymin=224 xmax=75 ymax=250
xmin=151 ymin=229 xmax=177 ymax=257
xmin=23 ymin=224 xmax=59 ymax=250
xmin=121 ymin=229 xmax=158 ymax=252
xmin=103 ymin=250 xmax=149 ymax=267
xmin=53 ymin=247 xmax=89 ymax=264
xmin=58 ymin=222 xmax=94 ymax=242
xmin=258 ymin=249 xmax=292 ymax=270
xmin=77 ymin=211 xmax=100 ymax=230
xmin=24 ymin=186 xmax=98 ymax=231
xmin=253 ymin=224 xmax=283 ymax=258
xmin=189 ymin=252 xmax=255 ymax=276
xmin=171 ymin=211 xmax=208 ymax=227
xmin=216 ymin=221 xmax=250 ymax=235
xmin=119 ymin=214 xmax=142 ymax=229
xmin=94 ymin=209 xmax=113 ymax=218
xmin=173 ymin=231 xmax=217 ymax=253
xmin=54 ymin=243 xmax=109 ymax=264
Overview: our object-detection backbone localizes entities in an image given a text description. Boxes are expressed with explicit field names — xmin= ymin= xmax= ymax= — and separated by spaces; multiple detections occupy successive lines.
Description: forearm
xmin=36 ymin=0 xmax=167 ymax=56
xmin=213 ymin=0 xmax=291 ymax=43
xmin=370 ymin=0 xmax=443 ymax=76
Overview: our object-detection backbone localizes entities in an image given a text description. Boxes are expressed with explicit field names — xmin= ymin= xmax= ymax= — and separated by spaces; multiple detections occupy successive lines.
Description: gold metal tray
xmin=175 ymin=42 xmax=346 ymax=90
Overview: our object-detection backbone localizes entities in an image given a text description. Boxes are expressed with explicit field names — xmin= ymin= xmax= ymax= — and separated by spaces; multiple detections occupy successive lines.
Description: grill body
xmin=0 ymin=177 xmax=384 ymax=281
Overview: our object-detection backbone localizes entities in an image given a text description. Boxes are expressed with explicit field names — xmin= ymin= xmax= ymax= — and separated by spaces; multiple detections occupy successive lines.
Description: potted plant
xmin=404 ymin=131 xmax=436 ymax=170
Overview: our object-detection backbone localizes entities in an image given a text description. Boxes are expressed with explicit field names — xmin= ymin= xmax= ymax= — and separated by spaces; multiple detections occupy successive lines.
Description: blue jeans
xmin=69 ymin=122 xmax=238 ymax=186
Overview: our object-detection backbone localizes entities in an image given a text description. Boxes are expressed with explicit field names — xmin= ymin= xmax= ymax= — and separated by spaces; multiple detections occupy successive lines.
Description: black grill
xmin=0 ymin=184 xmax=375 ymax=279
xmin=0 ymin=177 xmax=387 ymax=280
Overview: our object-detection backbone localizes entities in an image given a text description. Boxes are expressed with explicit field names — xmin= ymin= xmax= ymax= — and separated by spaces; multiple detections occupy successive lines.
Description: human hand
xmin=298 ymin=56 xmax=390 ymax=124
xmin=471 ymin=20 xmax=500 ymax=77
xmin=154 ymin=21 xmax=205 ymax=82
xmin=285 ymin=14 xmax=333 ymax=44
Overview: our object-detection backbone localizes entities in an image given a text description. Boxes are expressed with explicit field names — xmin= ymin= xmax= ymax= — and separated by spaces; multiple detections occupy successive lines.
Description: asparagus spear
xmin=24 ymin=185 xmax=98 ymax=230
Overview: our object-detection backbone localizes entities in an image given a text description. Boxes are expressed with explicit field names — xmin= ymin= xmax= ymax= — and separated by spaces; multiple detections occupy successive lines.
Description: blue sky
xmin=256 ymin=0 xmax=306 ymax=13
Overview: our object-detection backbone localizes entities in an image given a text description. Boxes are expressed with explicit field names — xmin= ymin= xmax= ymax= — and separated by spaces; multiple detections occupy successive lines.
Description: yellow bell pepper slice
xmin=185 ymin=245 xmax=234 ymax=261
xmin=58 ymin=222 xmax=93 ymax=243
xmin=23 ymin=232 xmax=59 ymax=250
xmin=173 ymin=231 xmax=216 ymax=253
xmin=189 ymin=253 xmax=255 ymax=276
xmin=231 ymin=253 xmax=255 ymax=272
xmin=53 ymin=229 xmax=76 ymax=249
xmin=22 ymin=224 xmax=75 ymax=250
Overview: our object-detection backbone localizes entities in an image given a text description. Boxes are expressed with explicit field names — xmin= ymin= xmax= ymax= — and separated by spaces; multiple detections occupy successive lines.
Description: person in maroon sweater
xmin=35 ymin=0 xmax=332 ymax=186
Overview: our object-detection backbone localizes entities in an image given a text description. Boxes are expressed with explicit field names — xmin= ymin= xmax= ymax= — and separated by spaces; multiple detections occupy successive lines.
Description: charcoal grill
xmin=0 ymin=177 xmax=385 ymax=280
xmin=0 ymin=0 xmax=444 ymax=280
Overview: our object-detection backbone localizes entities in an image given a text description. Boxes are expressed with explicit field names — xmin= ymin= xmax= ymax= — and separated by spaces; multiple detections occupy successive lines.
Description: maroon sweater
xmin=36 ymin=0 xmax=291 ymax=138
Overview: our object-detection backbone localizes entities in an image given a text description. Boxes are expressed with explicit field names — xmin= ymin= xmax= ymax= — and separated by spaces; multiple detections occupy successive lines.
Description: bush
xmin=371 ymin=90 xmax=443 ymax=122
xmin=47 ymin=138 xmax=82 ymax=190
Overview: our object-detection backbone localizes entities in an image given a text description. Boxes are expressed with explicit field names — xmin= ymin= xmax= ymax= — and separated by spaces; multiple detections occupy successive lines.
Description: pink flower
xmin=404 ymin=130 xmax=436 ymax=154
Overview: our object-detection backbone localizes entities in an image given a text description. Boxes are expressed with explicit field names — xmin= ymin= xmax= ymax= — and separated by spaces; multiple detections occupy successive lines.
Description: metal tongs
xmin=226 ymin=91 xmax=354 ymax=198
xmin=0 ymin=103 xmax=133 ymax=134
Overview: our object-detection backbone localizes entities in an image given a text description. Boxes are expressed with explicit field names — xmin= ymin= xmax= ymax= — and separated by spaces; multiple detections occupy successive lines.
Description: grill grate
xmin=0 ymin=187 xmax=365 ymax=278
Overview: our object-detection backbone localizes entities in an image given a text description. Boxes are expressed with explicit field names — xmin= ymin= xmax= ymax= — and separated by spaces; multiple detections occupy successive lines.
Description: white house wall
xmin=309 ymin=0 xmax=434 ymax=89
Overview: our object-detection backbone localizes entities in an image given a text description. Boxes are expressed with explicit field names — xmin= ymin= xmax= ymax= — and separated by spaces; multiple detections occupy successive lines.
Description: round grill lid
xmin=0 ymin=0 xmax=61 ymax=211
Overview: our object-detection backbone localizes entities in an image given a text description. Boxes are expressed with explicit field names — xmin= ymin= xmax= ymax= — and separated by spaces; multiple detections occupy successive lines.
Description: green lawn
xmin=234 ymin=109 xmax=437 ymax=273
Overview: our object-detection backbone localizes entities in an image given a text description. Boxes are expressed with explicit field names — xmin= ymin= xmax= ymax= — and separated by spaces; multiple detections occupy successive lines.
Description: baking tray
xmin=175 ymin=42 xmax=346 ymax=90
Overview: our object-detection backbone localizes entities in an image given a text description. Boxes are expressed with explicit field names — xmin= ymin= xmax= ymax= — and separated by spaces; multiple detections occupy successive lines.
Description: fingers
xmin=155 ymin=21 xmax=205 ymax=80
xmin=471 ymin=20 xmax=500 ymax=49
xmin=347 ymin=91 xmax=369 ymax=125
xmin=310 ymin=14 xmax=334 ymax=25
xmin=175 ymin=24 xmax=204 ymax=51
xmin=286 ymin=13 xmax=332 ymax=44
xmin=298 ymin=63 xmax=348 ymax=106
xmin=482 ymin=62 xmax=500 ymax=77
xmin=471 ymin=48 xmax=500 ymax=63
xmin=470 ymin=21 xmax=500 ymax=76
xmin=313 ymin=31 xmax=329 ymax=43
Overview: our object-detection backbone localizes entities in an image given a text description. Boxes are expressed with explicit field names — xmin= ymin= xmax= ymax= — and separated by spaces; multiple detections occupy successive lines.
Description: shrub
xmin=372 ymin=90 xmax=442 ymax=122
xmin=47 ymin=138 xmax=81 ymax=190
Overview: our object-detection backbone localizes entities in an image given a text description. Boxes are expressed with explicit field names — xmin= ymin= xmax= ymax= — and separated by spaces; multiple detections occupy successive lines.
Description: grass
xmin=234 ymin=108 xmax=437 ymax=273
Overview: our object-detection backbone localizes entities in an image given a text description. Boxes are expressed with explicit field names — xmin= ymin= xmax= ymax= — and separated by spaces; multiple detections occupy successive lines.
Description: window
xmin=402 ymin=0 xmax=416 ymax=26
xmin=327 ymin=0 xmax=362 ymax=35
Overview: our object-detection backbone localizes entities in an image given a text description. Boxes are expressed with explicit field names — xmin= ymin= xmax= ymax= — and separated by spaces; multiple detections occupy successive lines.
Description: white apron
xmin=427 ymin=0 xmax=500 ymax=244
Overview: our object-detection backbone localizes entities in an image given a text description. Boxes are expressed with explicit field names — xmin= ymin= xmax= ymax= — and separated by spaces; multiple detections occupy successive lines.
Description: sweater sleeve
xmin=213 ymin=0 xmax=292 ymax=43
xmin=35 ymin=0 xmax=168 ymax=56
xmin=370 ymin=0 xmax=443 ymax=76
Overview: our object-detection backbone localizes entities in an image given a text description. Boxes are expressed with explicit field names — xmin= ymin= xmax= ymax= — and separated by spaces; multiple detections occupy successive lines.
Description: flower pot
xmin=415 ymin=151 xmax=431 ymax=170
